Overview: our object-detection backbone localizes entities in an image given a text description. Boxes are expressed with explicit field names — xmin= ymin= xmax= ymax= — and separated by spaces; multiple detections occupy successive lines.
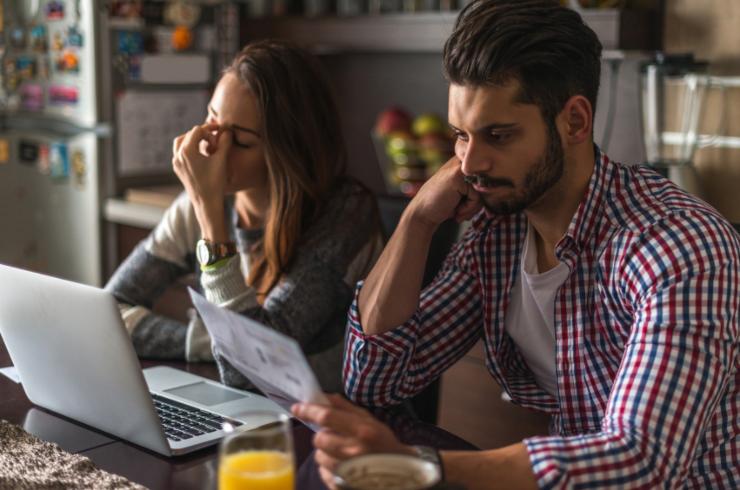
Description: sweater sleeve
xmin=105 ymin=192 xmax=208 ymax=361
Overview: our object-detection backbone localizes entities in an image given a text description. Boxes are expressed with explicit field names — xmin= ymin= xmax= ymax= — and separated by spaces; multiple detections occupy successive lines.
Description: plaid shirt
xmin=344 ymin=147 xmax=739 ymax=489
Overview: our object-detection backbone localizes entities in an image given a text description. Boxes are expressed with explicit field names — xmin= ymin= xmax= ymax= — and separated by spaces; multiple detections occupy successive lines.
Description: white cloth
xmin=504 ymin=224 xmax=570 ymax=398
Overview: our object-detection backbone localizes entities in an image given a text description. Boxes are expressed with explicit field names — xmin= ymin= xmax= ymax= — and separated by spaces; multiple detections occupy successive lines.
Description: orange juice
xmin=219 ymin=450 xmax=294 ymax=490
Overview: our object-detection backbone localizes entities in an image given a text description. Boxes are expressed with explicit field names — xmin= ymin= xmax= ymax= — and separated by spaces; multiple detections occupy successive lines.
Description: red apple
xmin=374 ymin=106 xmax=413 ymax=137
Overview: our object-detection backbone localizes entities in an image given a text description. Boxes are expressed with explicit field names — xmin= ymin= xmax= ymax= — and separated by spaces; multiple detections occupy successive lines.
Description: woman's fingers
xmin=181 ymin=123 xmax=221 ymax=157
xmin=172 ymin=134 xmax=185 ymax=157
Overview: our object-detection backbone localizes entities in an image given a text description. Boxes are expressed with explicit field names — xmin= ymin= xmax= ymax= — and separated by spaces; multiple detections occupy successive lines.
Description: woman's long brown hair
xmin=225 ymin=40 xmax=348 ymax=301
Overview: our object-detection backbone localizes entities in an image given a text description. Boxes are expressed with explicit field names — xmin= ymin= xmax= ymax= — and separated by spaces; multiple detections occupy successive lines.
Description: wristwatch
xmin=195 ymin=238 xmax=237 ymax=267
xmin=413 ymin=445 xmax=444 ymax=481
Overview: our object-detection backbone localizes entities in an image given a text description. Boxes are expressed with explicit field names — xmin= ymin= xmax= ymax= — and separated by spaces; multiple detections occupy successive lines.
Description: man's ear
xmin=559 ymin=95 xmax=593 ymax=145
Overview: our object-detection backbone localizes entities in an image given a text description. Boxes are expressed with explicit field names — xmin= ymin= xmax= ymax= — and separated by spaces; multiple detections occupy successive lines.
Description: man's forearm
xmin=358 ymin=209 xmax=437 ymax=335
xmin=442 ymin=443 xmax=537 ymax=490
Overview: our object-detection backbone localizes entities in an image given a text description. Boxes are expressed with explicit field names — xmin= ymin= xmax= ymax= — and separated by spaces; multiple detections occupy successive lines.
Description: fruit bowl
xmin=372 ymin=107 xmax=455 ymax=197
xmin=372 ymin=131 xmax=427 ymax=197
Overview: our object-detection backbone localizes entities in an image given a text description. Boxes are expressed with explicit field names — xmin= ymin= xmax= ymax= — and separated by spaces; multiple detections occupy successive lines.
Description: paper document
xmin=0 ymin=366 xmax=21 ymax=384
xmin=189 ymin=289 xmax=329 ymax=416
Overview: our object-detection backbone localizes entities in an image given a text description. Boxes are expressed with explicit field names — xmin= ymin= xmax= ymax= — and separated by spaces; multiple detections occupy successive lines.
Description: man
xmin=293 ymin=0 xmax=740 ymax=488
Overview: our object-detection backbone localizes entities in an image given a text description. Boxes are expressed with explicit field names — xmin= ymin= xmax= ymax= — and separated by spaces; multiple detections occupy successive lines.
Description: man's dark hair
xmin=443 ymin=0 xmax=603 ymax=122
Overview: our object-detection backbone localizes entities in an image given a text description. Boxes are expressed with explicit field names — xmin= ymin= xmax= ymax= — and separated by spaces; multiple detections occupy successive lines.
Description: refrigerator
xmin=0 ymin=0 xmax=109 ymax=286
xmin=0 ymin=0 xmax=239 ymax=287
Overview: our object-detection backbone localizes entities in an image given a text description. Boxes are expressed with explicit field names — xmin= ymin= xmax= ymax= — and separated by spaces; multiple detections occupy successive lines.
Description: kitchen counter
xmin=104 ymin=198 xmax=166 ymax=229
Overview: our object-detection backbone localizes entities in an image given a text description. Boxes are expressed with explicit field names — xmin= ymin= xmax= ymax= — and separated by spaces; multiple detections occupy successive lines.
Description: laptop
xmin=0 ymin=264 xmax=287 ymax=456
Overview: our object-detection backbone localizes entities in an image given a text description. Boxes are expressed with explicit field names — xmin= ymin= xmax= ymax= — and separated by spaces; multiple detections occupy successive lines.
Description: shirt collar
xmin=470 ymin=144 xmax=612 ymax=256
xmin=556 ymin=144 xmax=611 ymax=257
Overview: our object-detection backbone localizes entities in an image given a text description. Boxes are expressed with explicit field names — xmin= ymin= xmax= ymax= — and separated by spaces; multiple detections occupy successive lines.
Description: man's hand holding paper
xmin=188 ymin=289 xmax=329 ymax=419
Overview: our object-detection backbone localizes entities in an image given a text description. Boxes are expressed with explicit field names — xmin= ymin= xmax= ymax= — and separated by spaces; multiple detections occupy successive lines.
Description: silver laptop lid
xmin=0 ymin=264 xmax=169 ymax=455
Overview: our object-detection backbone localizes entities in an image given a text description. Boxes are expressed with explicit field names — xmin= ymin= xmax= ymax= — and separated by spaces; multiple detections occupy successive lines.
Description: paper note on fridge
xmin=188 ymin=288 xmax=329 ymax=412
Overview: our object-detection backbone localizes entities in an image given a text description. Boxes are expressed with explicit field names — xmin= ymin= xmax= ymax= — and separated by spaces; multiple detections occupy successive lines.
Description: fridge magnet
xmin=49 ymin=85 xmax=79 ymax=105
xmin=67 ymin=26 xmax=84 ymax=47
xmin=37 ymin=144 xmax=50 ymax=174
xmin=4 ymin=58 xmax=18 ymax=91
xmin=18 ymin=141 xmax=39 ymax=165
xmin=0 ymin=139 xmax=9 ymax=165
xmin=10 ymin=27 xmax=26 ymax=49
xmin=20 ymin=84 xmax=44 ymax=111
xmin=51 ymin=31 xmax=64 ymax=51
xmin=56 ymin=50 xmax=80 ymax=73
xmin=49 ymin=142 xmax=70 ymax=179
xmin=71 ymin=150 xmax=86 ymax=187
xmin=45 ymin=1 xmax=65 ymax=20
xmin=16 ymin=56 xmax=37 ymax=81
xmin=30 ymin=25 xmax=48 ymax=52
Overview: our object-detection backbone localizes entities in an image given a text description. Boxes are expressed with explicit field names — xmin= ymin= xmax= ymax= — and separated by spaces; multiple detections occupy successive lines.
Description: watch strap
xmin=210 ymin=241 xmax=237 ymax=259
xmin=197 ymin=238 xmax=237 ymax=267
xmin=413 ymin=445 xmax=444 ymax=482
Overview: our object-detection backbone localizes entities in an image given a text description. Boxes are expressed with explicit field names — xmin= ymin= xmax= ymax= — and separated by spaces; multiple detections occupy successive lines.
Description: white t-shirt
xmin=504 ymin=224 xmax=570 ymax=398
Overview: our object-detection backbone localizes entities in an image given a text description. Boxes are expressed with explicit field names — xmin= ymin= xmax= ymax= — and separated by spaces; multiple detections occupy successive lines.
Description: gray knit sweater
xmin=105 ymin=180 xmax=383 ymax=392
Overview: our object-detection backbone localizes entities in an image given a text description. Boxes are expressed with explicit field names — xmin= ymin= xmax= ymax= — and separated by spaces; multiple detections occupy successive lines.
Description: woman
xmin=105 ymin=40 xmax=383 ymax=392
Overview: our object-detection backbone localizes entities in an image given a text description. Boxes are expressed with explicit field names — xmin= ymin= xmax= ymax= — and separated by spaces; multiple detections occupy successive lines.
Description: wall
xmin=325 ymin=53 xmax=650 ymax=195
xmin=664 ymin=0 xmax=740 ymax=223
xmin=321 ymin=53 xmax=450 ymax=193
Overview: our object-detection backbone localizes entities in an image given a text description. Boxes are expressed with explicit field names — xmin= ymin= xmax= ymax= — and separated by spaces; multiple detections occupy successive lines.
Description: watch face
xmin=196 ymin=239 xmax=211 ymax=265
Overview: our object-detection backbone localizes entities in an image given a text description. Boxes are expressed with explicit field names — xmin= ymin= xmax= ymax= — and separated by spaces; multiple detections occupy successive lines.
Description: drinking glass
xmin=218 ymin=411 xmax=294 ymax=490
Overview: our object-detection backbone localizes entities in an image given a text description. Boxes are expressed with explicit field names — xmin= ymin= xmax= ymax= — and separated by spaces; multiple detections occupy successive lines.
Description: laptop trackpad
xmin=164 ymin=382 xmax=246 ymax=407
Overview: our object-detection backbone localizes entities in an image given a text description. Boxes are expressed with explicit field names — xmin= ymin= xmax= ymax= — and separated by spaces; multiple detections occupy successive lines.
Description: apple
xmin=417 ymin=132 xmax=454 ymax=165
xmin=374 ymin=106 xmax=413 ymax=137
xmin=412 ymin=113 xmax=447 ymax=137
xmin=385 ymin=130 xmax=417 ymax=159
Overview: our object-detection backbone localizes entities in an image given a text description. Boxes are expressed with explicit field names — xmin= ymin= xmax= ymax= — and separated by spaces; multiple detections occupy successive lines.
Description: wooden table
xmin=0 ymin=337 xmax=476 ymax=489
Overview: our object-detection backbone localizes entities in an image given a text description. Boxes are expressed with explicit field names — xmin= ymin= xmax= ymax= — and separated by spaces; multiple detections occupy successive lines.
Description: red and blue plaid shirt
xmin=344 ymin=147 xmax=739 ymax=489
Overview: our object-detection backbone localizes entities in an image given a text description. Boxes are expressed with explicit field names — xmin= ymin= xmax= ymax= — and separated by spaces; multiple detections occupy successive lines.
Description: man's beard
xmin=467 ymin=121 xmax=564 ymax=216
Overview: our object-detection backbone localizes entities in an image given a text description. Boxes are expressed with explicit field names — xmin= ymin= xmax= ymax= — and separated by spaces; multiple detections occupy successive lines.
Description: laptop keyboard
xmin=151 ymin=393 xmax=243 ymax=442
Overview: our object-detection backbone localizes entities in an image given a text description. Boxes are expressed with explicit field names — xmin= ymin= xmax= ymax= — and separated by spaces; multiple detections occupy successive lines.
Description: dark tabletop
xmin=0 ymin=337 xmax=476 ymax=489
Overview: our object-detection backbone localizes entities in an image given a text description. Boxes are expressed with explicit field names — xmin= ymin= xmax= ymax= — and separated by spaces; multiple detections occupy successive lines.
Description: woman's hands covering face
xmin=172 ymin=122 xmax=233 ymax=207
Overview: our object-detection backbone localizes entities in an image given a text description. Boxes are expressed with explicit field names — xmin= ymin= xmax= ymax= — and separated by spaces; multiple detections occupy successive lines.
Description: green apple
xmin=412 ymin=113 xmax=447 ymax=137
xmin=385 ymin=130 xmax=417 ymax=159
